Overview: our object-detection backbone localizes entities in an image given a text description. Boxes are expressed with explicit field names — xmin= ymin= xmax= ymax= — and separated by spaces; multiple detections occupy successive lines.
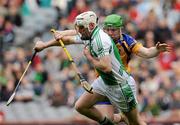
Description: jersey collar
xmin=91 ymin=26 xmax=100 ymax=40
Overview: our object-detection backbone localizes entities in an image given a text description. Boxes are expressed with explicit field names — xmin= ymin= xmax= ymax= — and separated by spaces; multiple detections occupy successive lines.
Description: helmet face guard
xmin=75 ymin=11 xmax=98 ymax=33
xmin=74 ymin=24 xmax=91 ymax=40
xmin=103 ymin=26 xmax=121 ymax=32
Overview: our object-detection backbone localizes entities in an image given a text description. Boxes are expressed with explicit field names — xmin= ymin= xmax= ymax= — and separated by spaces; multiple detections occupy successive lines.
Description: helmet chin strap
xmin=82 ymin=25 xmax=94 ymax=40
xmin=120 ymin=34 xmax=123 ymax=41
xmin=77 ymin=30 xmax=91 ymax=40
xmin=77 ymin=32 xmax=82 ymax=38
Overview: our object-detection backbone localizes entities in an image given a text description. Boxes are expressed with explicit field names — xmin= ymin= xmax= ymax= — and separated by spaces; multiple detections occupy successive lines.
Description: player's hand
xmin=54 ymin=31 xmax=65 ymax=40
xmin=83 ymin=46 xmax=93 ymax=61
xmin=156 ymin=42 xmax=173 ymax=52
xmin=34 ymin=41 xmax=46 ymax=52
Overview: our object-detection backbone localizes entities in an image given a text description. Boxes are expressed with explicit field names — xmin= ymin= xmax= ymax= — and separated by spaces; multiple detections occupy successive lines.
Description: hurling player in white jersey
xmin=34 ymin=11 xmax=148 ymax=125
xmin=50 ymin=13 xmax=172 ymax=125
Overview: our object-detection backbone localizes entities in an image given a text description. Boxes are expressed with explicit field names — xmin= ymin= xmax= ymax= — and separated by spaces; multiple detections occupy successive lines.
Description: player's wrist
xmin=44 ymin=42 xmax=49 ymax=49
xmin=155 ymin=44 xmax=161 ymax=53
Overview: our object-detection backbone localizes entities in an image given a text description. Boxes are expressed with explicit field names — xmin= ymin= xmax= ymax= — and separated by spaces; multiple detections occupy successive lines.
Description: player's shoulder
xmin=122 ymin=33 xmax=136 ymax=46
xmin=92 ymin=29 xmax=111 ymax=43
xmin=122 ymin=33 xmax=134 ymax=42
xmin=98 ymin=29 xmax=112 ymax=44
xmin=96 ymin=28 xmax=109 ymax=37
xmin=92 ymin=29 xmax=112 ymax=51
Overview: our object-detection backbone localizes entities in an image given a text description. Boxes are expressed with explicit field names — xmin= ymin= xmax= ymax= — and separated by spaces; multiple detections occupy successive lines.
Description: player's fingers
xmin=167 ymin=44 xmax=173 ymax=51
xmin=156 ymin=41 xmax=160 ymax=45
xmin=54 ymin=33 xmax=60 ymax=40
xmin=156 ymin=42 xmax=160 ymax=49
xmin=167 ymin=46 xmax=173 ymax=52
xmin=53 ymin=31 xmax=62 ymax=40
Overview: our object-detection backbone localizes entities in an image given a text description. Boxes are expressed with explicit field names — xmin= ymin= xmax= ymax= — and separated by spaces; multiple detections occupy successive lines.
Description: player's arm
xmin=34 ymin=35 xmax=81 ymax=52
xmin=84 ymin=47 xmax=112 ymax=73
xmin=54 ymin=30 xmax=77 ymax=39
xmin=132 ymin=41 xmax=172 ymax=58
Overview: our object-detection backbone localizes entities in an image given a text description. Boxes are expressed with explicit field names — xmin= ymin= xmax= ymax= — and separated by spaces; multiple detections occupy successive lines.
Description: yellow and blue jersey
xmin=116 ymin=34 xmax=142 ymax=73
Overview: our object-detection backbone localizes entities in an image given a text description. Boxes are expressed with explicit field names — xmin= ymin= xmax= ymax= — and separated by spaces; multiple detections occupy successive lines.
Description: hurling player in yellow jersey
xmin=51 ymin=14 xmax=171 ymax=125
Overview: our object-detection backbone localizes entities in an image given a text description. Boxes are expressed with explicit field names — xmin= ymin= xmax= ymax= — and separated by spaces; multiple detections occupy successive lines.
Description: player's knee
xmin=107 ymin=114 xmax=114 ymax=121
xmin=74 ymin=101 xmax=81 ymax=112
xmin=74 ymin=101 xmax=84 ymax=113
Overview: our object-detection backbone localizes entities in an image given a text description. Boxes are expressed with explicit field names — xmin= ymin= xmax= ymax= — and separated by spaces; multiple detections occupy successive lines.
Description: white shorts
xmin=92 ymin=76 xmax=137 ymax=112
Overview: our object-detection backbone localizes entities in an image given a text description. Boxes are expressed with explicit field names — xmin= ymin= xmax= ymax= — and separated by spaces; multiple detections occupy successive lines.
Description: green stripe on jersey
xmin=111 ymin=39 xmax=125 ymax=71
xmin=96 ymin=69 xmax=119 ymax=85
xmin=96 ymin=33 xmax=104 ymax=56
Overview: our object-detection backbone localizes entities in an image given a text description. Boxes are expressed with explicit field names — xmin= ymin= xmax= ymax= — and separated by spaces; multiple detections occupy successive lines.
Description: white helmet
xmin=75 ymin=11 xmax=98 ymax=32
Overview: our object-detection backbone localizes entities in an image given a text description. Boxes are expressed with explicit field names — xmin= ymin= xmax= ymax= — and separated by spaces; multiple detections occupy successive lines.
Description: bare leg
xmin=95 ymin=104 xmax=130 ymax=125
xmin=95 ymin=104 xmax=114 ymax=120
xmin=123 ymin=108 xmax=146 ymax=125
xmin=113 ymin=113 xmax=129 ymax=125
xmin=75 ymin=91 xmax=108 ymax=122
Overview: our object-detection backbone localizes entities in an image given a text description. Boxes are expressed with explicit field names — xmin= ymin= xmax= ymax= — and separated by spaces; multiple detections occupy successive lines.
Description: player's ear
xmin=89 ymin=23 xmax=95 ymax=30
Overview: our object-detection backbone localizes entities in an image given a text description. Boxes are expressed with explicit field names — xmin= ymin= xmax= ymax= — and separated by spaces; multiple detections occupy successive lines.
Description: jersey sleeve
xmin=122 ymin=34 xmax=142 ymax=54
xmin=122 ymin=34 xmax=136 ymax=48
xmin=131 ymin=42 xmax=143 ymax=54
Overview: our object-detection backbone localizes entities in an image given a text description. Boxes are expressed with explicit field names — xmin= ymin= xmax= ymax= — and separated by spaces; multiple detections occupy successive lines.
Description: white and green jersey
xmin=75 ymin=27 xmax=129 ymax=85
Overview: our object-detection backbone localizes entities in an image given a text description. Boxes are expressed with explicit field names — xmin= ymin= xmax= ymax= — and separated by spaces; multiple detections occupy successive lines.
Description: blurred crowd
xmin=0 ymin=0 xmax=180 ymax=123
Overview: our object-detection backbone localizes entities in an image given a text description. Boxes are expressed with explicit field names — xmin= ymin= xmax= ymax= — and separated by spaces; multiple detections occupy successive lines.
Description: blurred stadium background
xmin=0 ymin=0 xmax=180 ymax=125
